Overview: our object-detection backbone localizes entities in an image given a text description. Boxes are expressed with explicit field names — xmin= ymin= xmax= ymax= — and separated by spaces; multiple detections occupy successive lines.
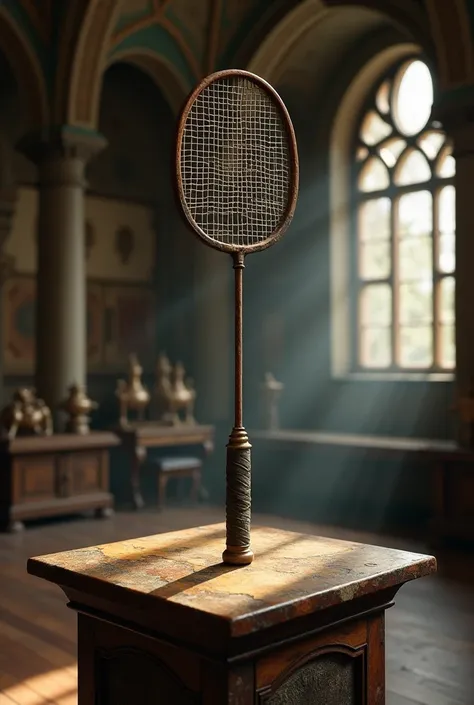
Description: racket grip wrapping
xmin=222 ymin=433 xmax=254 ymax=565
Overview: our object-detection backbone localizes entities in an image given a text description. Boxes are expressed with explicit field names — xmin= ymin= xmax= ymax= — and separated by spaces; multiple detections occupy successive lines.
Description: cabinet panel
xmin=0 ymin=433 xmax=115 ymax=530
xmin=257 ymin=621 xmax=367 ymax=705
xmin=260 ymin=653 xmax=361 ymax=705
xmin=14 ymin=457 xmax=56 ymax=503
xmin=59 ymin=453 xmax=103 ymax=496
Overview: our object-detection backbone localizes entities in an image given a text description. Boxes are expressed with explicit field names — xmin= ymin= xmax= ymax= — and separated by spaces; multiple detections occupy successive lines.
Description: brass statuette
xmin=154 ymin=353 xmax=196 ymax=425
xmin=60 ymin=383 xmax=98 ymax=434
xmin=116 ymin=353 xmax=150 ymax=427
xmin=0 ymin=388 xmax=53 ymax=439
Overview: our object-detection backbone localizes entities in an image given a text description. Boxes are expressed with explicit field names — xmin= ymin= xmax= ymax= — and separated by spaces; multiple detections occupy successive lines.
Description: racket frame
xmin=175 ymin=68 xmax=299 ymax=253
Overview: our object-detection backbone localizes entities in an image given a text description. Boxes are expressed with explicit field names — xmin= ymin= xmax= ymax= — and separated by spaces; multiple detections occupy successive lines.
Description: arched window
xmin=353 ymin=58 xmax=455 ymax=372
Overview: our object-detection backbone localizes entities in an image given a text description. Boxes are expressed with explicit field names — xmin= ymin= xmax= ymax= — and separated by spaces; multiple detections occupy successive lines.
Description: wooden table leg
xmin=131 ymin=445 xmax=146 ymax=510
xmin=95 ymin=507 xmax=114 ymax=519
xmin=198 ymin=439 xmax=214 ymax=502
xmin=433 ymin=462 xmax=445 ymax=524
xmin=429 ymin=460 xmax=447 ymax=548
xmin=190 ymin=468 xmax=201 ymax=504
xmin=157 ymin=472 xmax=167 ymax=511
xmin=0 ymin=519 xmax=24 ymax=533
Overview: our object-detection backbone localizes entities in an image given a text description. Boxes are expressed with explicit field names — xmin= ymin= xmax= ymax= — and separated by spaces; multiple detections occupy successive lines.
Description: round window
xmin=392 ymin=60 xmax=433 ymax=136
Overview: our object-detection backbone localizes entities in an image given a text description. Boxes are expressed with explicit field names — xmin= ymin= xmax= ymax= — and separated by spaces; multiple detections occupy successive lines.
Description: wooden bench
xmin=113 ymin=422 xmax=214 ymax=509
xmin=152 ymin=456 xmax=202 ymax=510
xmin=251 ymin=429 xmax=474 ymax=543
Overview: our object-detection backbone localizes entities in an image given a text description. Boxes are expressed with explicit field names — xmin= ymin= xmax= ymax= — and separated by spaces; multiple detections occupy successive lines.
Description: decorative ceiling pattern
xmin=121 ymin=0 xmax=154 ymax=14
xmin=217 ymin=0 xmax=258 ymax=64
xmin=113 ymin=0 xmax=158 ymax=41
xmin=1 ymin=0 xmax=473 ymax=132
xmin=17 ymin=0 xmax=52 ymax=41
xmin=112 ymin=0 xmax=262 ymax=77
xmin=164 ymin=0 xmax=211 ymax=74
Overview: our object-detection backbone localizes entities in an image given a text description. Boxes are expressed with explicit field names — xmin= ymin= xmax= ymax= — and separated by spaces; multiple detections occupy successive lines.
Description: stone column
xmin=435 ymin=99 xmax=474 ymax=445
xmin=19 ymin=127 xmax=106 ymax=422
xmin=0 ymin=190 xmax=16 ymax=405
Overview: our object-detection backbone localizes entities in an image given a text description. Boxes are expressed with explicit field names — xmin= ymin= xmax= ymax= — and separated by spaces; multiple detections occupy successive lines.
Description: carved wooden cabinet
xmin=0 ymin=432 xmax=119 ymax=531
xmin=28 ymin=524 xmax=436 ymax=704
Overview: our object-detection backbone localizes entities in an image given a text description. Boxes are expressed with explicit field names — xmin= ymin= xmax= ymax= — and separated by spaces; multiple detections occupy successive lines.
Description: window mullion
xmin=391 ymin=195 xmax=399 ymax=366
xmin=432 ymin=186 xmax=440 ymax=367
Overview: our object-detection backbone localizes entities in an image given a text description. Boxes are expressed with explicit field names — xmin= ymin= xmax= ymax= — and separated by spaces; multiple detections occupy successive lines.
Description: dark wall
xmin=245 ymin=31 xmax=454 ymax=442
xmin=244 ymin=31 xmax=454 ymax=533
xmin=87 ymin=64 xmax=196 ymax=429
xmin=2 ymin=62 xmax=192 ymax=422
xmin=89 ymin=63 xmax=174 ymax=205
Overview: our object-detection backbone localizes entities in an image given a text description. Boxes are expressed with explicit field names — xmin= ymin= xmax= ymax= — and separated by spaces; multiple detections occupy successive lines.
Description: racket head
xmin=175 ymin=69 xmax=299 ymax=255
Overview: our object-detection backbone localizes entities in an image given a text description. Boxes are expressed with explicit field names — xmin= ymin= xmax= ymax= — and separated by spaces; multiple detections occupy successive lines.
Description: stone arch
xmin=247 ymin=0 xmax=474 ymax=95
xmin=424 ymin=0 xmax=473 ymax=88
xmin=66 ymin=1 xmax=195 ymax=129
xmin=246 ymin=2 xmax=425 ymax=134
xmin=246 ymin=0 xmax=431 ymax=83
xmin=0 ymin=5 xmax=48 ymax=128
xmin=105 ymin=49 xmax=191 ymax=116
xmin=326 ymin=0 xmax=431 ymax=46
xmin=246 ymin=1 xmax=438 ymax=380
xmin=247 ymin=0 xmax=329 ymax=83
xmin=67 ymin=0 xmax=122 ymax=128
xmin=329 ymin=42 xmax=420 ymax=375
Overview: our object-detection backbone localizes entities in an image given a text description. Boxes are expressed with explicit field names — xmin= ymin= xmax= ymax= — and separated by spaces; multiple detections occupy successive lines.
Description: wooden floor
xmin=0 ymin=507 xmax=472 ymax=705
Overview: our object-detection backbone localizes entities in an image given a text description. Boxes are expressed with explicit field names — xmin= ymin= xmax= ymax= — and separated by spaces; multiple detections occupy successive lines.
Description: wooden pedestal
xmin=0 ymin=432 xmax=119 ymax=531
xmin=27 ymin=524 xmax=436 ymax=704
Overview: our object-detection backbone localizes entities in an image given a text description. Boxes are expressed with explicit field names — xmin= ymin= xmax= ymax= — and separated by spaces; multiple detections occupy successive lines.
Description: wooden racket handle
xmin=222 ymin=427 xmax=254 ymax=565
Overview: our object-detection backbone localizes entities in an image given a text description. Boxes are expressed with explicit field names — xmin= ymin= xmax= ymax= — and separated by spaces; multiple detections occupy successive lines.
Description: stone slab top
xmin=27 ymin=523 xmax=436 ymax=639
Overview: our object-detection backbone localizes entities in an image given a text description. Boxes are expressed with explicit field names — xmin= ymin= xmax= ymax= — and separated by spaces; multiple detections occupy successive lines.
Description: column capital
xmin=17 ymin=125 xmax=107 ymax=165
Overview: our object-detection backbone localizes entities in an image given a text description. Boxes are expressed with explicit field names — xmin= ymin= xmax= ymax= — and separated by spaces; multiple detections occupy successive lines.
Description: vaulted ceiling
xmin=0 ymin=0 xmax=472 ymax=131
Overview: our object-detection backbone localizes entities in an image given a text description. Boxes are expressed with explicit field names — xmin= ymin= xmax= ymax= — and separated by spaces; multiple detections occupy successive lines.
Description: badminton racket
xmin=176 ymin=69 xmax=299 ymax=564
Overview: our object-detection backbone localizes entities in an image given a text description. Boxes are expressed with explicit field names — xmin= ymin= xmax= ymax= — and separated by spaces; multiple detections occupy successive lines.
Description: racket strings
xmin=181 ymin=77 xmax=290 ymax=247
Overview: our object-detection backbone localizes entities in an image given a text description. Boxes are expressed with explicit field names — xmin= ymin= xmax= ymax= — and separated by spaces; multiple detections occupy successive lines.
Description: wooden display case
xmin=0 ymin=431 xmax=119 ymax=531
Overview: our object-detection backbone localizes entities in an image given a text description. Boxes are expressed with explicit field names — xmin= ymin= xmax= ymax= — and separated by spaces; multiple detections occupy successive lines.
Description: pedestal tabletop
xmin=28 ymin=523 xmax=436 ymax=652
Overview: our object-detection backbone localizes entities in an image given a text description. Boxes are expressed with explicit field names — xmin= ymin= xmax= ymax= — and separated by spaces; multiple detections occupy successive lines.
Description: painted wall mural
xmin=87 ymin=283 xmax=104 ymax=366
xmin=3 ymin=276 xmax=36 ymax=373
xmin=2 ymin=186 xmax=157 ymax=374
xmin=6 ymin=187 xmax=156 ymax=282
xmin=104 ymin=286 xmax=156 ymax=368
xmin=3 ymin=276 xmax=156 ymax=374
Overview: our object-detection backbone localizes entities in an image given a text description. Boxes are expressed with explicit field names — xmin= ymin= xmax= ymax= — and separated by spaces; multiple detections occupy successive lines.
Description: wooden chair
xmin=153 ymin=456 xmax=202 ymax=509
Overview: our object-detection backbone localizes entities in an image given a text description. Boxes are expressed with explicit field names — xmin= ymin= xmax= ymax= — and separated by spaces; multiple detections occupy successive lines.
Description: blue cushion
xmin=154 ymin=456 xmax=202 ymax=472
